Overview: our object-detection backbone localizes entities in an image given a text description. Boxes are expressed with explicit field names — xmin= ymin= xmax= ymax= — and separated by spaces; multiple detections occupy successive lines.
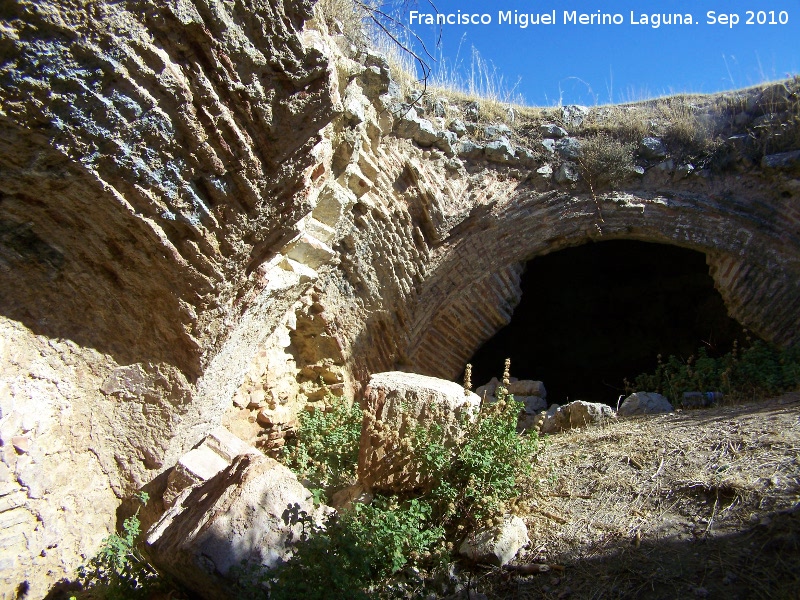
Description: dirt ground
xmin=468 ymin=393 xmax=800 ymax=600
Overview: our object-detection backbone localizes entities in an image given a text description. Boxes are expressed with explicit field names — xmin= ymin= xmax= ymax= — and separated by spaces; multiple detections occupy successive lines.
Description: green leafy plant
xmin=273 ymin=360 xmax=541 ymax=598
xmin=281 ymin=394 xmax=363 ymax=496
xmin=626 ymin=337 xmax=800 ymax=405
xmin=270 ymin=495 xmax=447 ymax=600
xmin=445 ymin=393 xmax=539 ymax=527
xmin=75 ymin=492 xmax=160 ymax=599
xmin=268 ymin=505 xmax=380 ymax=600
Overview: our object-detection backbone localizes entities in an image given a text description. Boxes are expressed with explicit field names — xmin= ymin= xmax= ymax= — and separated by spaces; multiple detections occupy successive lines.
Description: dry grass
xmin=427 ymin=37 xmax=525 ymax=107
xmin=458 ymin=393 xmax=800 ymax=599
xmin=315 ymin=0 xmax=372 ymax=47
xmin=579 ymin=96 xmax=717 ymax=145
xmin=577 ymin=134 xmax=636 ymax=192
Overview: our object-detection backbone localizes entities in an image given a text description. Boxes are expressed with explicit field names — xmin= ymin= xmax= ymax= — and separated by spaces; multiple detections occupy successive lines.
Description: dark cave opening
xmin=468 ymin=240 xmax=746 ymax=406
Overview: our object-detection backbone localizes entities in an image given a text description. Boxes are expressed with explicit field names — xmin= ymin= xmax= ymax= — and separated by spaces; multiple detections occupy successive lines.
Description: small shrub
xmin=281 ymin=394 xmax=363 ymax=497
xmin=268 ymin=512 xmax=374 ymax=600
xmin=422 ymin=391 xmax=539 ymax=530
xmin=268 ymin=495 xmax=445 ymax=600
xmin=75 ymin=492 xmax=160 ymax=599
xmin=577 ymin=133 xmax=635 ymax=191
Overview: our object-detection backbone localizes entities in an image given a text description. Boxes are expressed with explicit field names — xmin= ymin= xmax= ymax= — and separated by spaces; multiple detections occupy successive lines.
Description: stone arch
xmin=404 ymin=189 xmax=800 ymax=380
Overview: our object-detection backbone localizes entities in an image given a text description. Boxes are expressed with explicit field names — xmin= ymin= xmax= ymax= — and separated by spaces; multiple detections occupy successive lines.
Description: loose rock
xmin=464 ymin=101 xmax=480 ymax=121
xmin=485 ymin=123 xmax=512 ymax=140
xmin=540 ymin=124 xmax=568 ymax=139
xmin=330 ymin=482 xmax=374 ymax=510
xmin=556 ymin=137 xmax=582 ymax=159
xmin=395 ymin=108 xmax=440 ymax=147
xmin=538 ymin=401 xmax=616 ymax=434
xmin=458 ymin=140 xmax=485 ymax=160
xmin=459 ymin=515 xmax=530 ymax=566
xmin=674 ymin=163 xmax=695 ymax=180
xmin=507 ymin=380 xmax=547 ymax=397
xmin=448 ymin=118 xmax=467 ymax=136
xmin=761 ymin=149 xmax=800 ymax=172
xmin=536 ymin=164 xmax=554 ymax=179
xmin=484 ymin=137 xmax=516 ymax=164
xmin=639 ymin=137 xmax=668 ymax=160
xmin=561 ymin=105 xmax=589 ymax=128
xmin=555 ymin=162 xmax=579 ymax=183
xmin=618 ymin=392 xmax=673 ymax=417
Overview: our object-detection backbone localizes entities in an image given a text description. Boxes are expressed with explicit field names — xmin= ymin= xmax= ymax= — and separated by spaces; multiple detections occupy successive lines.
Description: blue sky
xmin=396 ymin=0 xmax=800 ymax=106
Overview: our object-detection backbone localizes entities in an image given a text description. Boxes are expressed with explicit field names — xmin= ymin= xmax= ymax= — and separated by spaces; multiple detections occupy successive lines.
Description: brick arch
xmin=404 ymin=189 xmax=800 ymax=380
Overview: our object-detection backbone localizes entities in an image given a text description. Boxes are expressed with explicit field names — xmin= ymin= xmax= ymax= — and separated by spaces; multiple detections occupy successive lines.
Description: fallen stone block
xmin=506 ymin=380 xmax=547 ymax=398
xmin=330 ymin=482 xmax=374 ymax=510
xmin=358 ymin=371 xmax=480 ymax=492
xmin=162 ymin=426 xmax=259 ymax=508
xmin=147 ymin=453 xmax=327 ymax=600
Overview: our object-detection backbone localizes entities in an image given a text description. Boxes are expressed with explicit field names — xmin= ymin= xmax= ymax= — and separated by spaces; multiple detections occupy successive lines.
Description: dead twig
xmin=548 ymin=492 xmax=593 ymax=500
xmin=628 ymin=456 xmax=643 ymax=470
xmin=504 ymin=563 xmax=550 ymax=574
xmin=539 ymin=509 xmax=568 ymax=524
xmin=704 ymin=491 xmax=719 ymax=539
xmin=650 ymin=454 xmax=665 ymax=480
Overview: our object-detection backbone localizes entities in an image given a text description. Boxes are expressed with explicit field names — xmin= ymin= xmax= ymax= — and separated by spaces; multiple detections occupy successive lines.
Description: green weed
xmin=74 ymin=492 xmax=161 ymax=599
xmin=625 ymin=338 xmax=800 ymax=405
xmin=281 ymin=395 xmax=363 ymax=497
xmin=272 ymin=362 xmax=541 ymax=597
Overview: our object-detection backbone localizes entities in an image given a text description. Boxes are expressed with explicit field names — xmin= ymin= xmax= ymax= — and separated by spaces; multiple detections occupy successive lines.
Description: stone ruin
xmin=0 ymin=0 xmax=798 ymax=595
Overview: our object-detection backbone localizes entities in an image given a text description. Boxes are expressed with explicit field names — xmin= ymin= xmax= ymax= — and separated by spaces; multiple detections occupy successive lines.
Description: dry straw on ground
xmin=462 ymin=393 xmax=800 ymax=599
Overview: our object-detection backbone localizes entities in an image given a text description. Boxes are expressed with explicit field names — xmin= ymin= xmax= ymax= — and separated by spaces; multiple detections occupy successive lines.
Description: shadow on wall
xmin=469 ymin=240 xmax=745 ymax=405
xmin=0 ymin=133 xmax=202 ymax=377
